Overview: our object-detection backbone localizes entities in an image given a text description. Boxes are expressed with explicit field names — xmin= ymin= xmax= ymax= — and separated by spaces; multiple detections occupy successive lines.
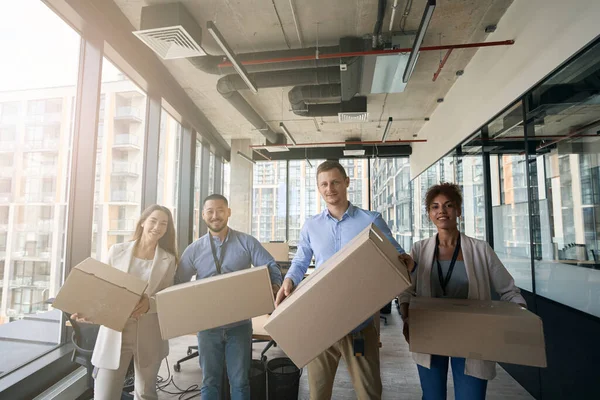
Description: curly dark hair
xmin=425 ymin=182 xmax=463 ymax=213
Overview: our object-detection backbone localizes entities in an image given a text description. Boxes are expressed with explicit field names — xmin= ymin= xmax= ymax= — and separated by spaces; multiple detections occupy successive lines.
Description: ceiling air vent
xmin=338 ymin=112 xmax=369 ymax=123
xmin=133 ymin=3 xmax=206 ymax=60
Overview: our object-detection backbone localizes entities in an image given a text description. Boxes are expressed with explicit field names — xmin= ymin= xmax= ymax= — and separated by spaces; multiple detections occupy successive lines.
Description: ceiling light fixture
xmin=279 ymin=122 xmax=297 ymax=146
xmin=237 ymin=151 xmax=256 ymax=164
xmin=207 ymin=21 xmax=258 ymax=94
xmin=381 ymin=117 xmax=393 ymax=142
xmin=403 ymin=0 xmax=436 ymax=83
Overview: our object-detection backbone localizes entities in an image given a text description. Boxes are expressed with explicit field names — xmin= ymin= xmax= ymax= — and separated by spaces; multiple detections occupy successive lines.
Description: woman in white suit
xmin=73 ymin=205 xmax=178 ymax=400
xmin=398 ymin=183 xmax=526 ymax=400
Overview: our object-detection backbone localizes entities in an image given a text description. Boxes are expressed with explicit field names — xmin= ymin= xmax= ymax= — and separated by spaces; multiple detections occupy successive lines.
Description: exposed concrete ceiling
xmin=113 ymin=0 xmax=514 ymax=146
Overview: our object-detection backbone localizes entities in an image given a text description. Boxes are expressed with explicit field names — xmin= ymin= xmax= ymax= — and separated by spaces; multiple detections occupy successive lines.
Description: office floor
xmin=156 ymin=309 xmax=533 ymax=400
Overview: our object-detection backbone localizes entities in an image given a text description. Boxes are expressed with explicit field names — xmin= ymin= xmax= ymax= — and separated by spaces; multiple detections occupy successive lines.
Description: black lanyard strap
xmin=434 ymin=234 xmax=461 ymax=297
xmin=209 ymin=232 xmax=229 ymax=275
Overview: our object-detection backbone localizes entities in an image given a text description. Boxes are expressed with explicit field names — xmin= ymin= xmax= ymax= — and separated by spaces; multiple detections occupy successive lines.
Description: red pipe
xmin=432 ymin=49 xmax=453 ymax=82
xmin=250 ymin=138 xmax=427 ymax=148
xmin=218 ymin=40 xmax=515 ymax=68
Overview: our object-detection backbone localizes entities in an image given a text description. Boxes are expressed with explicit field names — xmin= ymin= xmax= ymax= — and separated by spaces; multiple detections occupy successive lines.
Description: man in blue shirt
xmin=177 ymin=194 xmax=283 ymax=400
xmin=275 ymin=161 xmax=414 ymax=400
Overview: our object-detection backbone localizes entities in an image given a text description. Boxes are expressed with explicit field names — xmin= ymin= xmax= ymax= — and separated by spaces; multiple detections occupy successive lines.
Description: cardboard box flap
xmin=75 ymin=258 xmax=147 ymax=296
xmin=159 ymin=266 xmax=271 ymax=295
xmin=367 ymin=224 xmax=411 ymax=285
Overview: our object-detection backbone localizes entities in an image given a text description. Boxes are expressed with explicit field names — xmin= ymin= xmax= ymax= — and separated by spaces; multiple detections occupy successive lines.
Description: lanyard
xmin=209 ymin=231 xmax=229 ymax=275
xmin=434 ymin=234 xmax=461 ymax=297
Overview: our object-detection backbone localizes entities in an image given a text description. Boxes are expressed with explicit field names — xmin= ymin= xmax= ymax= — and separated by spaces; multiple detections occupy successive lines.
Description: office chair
xmin=64 ymin=311 xmax=135 ymax=399
xmin=174 ymin=338 xmax=276 ymax=371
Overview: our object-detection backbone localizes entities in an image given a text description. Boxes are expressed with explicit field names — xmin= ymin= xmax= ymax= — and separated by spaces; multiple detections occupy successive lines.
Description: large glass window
xmin=287 ymin=159 xmax=325 ymax=245
xmin=486 ymin=102 xmax=534 ymax=292
xmin=156 ymin=108 xmax=181 ymax=224
xmin=370 ymin=158 xmax=413 ymax=251
xmin=526 ymin=41 xmax=600 ymax=316
xmin=252 ymin=161 xmax=287 ymax=242
xmin=0 ymin=0 xmax=80 ymax=376
xmin=340 ymin=159 xmax=369 ymax=208
xmin=208 ymin=151 xmax=215 ymax=195
xmin=91 ymin=59 xmax=147 ymax=261
xmin=193 ymin=139 xmax=203 ymax=240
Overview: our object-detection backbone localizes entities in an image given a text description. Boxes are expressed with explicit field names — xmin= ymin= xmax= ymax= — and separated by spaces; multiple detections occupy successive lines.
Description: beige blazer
xmin=398 ymin=233 xmax=526 ymax=380
xmin=91 ymin=241 xmax=177 ymax=370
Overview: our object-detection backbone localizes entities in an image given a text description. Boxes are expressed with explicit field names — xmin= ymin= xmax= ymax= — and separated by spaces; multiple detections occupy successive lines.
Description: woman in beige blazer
xmin=398 ymin=183 xmax=526 ymax=400
xmin=73 ymin=205 xmax=178 ymax=400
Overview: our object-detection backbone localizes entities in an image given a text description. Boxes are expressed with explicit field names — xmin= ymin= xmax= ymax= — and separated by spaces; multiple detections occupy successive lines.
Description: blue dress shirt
xmin=285 ymin=203 xmax=405 ymax=332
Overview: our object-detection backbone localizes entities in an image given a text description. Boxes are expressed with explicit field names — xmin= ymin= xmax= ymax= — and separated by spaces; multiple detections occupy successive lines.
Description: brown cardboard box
xmin=53 ymin=258 xmax=148 ymax=332
xmin=261 ymin=242 xmax=290 ymax=262
xmin=156 ymin=266 xmax=275 ymax=340
xmin=264 ymin=224 xmax=410 ymax=368
xmin=409 ymin=297 xmax=547 ymax=367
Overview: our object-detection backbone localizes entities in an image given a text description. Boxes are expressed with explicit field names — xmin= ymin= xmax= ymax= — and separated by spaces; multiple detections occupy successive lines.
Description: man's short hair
xmin=316 ymin=160 xmax=348 ymax=180
xmin=203 ymin=194 xmax=229 ymax=207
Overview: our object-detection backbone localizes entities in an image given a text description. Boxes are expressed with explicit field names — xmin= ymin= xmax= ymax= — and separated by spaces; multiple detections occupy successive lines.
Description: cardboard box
xmin=409 ymin=297 xmax=547 ymax=367
xmin=156 ymin=266 xmax=275 ymax=340
xmin=261 ymin=242 xmax=290 ymax=262
xmin=264 ymin=224 xmax=411 ymax=368
xmin=53 ymin=258 xmax=148 ymax=332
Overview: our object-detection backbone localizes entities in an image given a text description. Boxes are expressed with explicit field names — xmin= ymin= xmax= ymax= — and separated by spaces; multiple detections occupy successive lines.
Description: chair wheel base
xmin=174 ymin=363 xmax=181 ymax=372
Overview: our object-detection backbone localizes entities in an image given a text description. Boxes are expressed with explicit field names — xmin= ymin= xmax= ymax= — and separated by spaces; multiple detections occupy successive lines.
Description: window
xmin=252 ymin=161 xmax=287 ymax=242
xmin=156 ymin=108 xmax=181 ymax=224
xmin=0 ymin=0 xmax=80 ymax=377
xmin=525 ymin=41 xmax=600 ymax=317
xmin=370 ymin=158 xmax=413 ymax=251
xmin=287 ymin=159 xmax=325 ymax=245
xmin=90 ymin=58 xmax=147 ymax=261
xmin=193 ymin=140 xmax=203 ymax=240
xmin=208 ymin=151 xmax=215 ymax=195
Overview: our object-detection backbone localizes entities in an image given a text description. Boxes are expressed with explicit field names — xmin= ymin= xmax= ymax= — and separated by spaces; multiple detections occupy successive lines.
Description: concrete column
xmin=229 ymin=139 xmax=253 ymax=234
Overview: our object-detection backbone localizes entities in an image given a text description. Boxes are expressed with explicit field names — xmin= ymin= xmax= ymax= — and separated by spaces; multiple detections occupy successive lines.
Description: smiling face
xmin=202 ymin=199 xmax=231 ymax=233
xmin=428 ymin=194 xmax=461 ymax=230
xmin=317 ymin=168 xmax=350 ymax=207
xmin=141 ymin=210 xmax=169 ymax=244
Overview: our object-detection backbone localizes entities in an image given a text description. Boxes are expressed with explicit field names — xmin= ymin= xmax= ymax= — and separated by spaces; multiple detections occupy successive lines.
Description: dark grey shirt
xmin=431 ymin=260 xmax=469 ymax=299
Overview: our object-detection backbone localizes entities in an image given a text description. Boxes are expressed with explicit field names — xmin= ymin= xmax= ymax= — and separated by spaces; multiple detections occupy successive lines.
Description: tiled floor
xmin=156 ymin=309 xmax=534 ymax=399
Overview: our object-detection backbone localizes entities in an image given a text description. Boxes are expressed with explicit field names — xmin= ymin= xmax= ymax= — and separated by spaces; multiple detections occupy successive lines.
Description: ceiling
xmin=113 ymin=0 xmax=515 ymax=147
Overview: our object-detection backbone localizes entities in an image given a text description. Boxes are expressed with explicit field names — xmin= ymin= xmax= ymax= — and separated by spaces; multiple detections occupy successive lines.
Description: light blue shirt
xmin=176 ymin=228 xmax=283 ymax=329
xmin=285 ymin=203 xmax=405 ymax=333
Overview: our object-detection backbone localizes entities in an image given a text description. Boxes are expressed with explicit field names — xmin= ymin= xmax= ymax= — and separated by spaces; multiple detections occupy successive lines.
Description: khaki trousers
xmin=307 ymin=320 xmax=382 ymax=400
xmin=94 ymin=320 xmax=162 ymax=400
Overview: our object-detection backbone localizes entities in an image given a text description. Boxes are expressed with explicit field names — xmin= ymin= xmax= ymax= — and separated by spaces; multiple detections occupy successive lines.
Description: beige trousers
xmin=307 ymin=320 xmax=382 ymax=400
xmin=94 ymin=321 xmax=162 ymax=400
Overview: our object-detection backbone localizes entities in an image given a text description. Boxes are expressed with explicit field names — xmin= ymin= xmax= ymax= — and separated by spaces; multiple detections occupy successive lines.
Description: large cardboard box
xmin=156 ymin=266 xmax=275 ymax=340
xmin=53 ymin=258 xmax=148 ymax=332
xmin=261 ymin=242 xmax=290 ymax=262
xmin=264 ymin=224 xmax=411 ymax=368
xmin=409 ymin=297 xmax=547 ymax=367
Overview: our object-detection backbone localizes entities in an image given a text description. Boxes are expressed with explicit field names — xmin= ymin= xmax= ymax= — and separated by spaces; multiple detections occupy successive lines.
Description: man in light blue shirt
xmin=177 ymin=194 xmax=283 ymax=400
xmin=275 ymin=161 xmax=414 ymax=400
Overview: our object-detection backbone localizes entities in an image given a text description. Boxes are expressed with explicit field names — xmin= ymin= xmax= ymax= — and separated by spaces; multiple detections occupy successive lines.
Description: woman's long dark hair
xmin=131 ymin=205 xmax=178 ymax=264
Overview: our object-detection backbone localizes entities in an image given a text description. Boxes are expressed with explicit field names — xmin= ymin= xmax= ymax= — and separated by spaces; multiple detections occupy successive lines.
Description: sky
xmin=0 ymin=0 xmax=123 ymax=93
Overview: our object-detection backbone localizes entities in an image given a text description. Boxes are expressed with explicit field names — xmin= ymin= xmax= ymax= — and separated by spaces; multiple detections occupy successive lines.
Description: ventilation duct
xmin=216 ymin=68 xmax=341 ymax=143
xmin=298 ymin=97 xmax=368 ymax=118
xmin=133 ymin=3 xmax=206 ymax=59
xmin=288 ymin=84 xmax=342 ymax=113
xmin=360 ymin=33 xmax=416 ymax=95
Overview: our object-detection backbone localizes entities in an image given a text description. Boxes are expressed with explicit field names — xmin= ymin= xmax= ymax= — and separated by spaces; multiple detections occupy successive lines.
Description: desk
xmin=252 ymin=314 xmax=276 ymax=362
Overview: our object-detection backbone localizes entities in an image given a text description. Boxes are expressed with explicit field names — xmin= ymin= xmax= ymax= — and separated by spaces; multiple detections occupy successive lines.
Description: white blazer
xmin=398 ymin=233 xmax=526 ymax=380
xmin=91 ymin=241 xmax=177 ymax=370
